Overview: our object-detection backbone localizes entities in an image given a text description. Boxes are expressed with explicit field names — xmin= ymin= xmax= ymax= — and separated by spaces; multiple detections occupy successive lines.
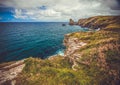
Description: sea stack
xmin=69 ymin=19 xmax=75 ymax=25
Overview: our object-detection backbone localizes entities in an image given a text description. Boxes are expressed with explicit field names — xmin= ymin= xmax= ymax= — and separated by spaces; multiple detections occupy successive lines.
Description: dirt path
xmin=0 ymin=60 xmax=25 ymax=85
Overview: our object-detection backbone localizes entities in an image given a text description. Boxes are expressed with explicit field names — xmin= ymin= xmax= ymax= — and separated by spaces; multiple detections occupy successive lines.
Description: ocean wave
xmin=55 ymin=49 xmax=64 ymax=56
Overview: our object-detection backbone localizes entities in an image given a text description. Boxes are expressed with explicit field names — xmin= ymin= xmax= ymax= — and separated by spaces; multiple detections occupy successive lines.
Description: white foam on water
xmin=56 ymin=49 xmax=64 ymax=56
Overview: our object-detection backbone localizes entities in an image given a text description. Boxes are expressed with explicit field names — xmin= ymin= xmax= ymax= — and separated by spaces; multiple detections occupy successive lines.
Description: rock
xmin=69 ymin=19 xmax=75 ymax=25
xmin=11 ymin=80 xmax=16 ymax=85
xmin=62 ymin=24 xmax=66 ymax=26
xmin=64 ymin=36 xmax=87 ymax=70
xmin=0 ymin=60 xmax=25 ymax=85
xmin=64 ymin=37 xmax=86 ymax=57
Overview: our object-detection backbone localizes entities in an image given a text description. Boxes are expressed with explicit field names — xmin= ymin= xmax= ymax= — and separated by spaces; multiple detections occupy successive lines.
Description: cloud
xmin=101 ymin=0 xmax=120 ymax=10
xmin=14 ymin=9 xmax=28 ymax=19
xmin=0 ymin=0 xmax=120 ymax=21
xmin=13 ymin=8 xmax=63 ymax=21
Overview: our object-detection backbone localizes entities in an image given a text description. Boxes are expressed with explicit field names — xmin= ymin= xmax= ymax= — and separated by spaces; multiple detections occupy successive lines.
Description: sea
xmin=0 ymin=22 xmax=88 ymax=63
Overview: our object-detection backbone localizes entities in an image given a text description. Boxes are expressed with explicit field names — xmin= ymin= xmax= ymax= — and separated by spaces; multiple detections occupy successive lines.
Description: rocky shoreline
xmin=69 ymin=16 xmax=120 ymax=30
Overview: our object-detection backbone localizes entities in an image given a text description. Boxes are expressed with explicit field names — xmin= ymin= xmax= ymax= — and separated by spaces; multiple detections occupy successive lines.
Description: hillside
xmin=77 ymin=16 xmax=120 ymax=30
xmin=0 ymin=16 xmax=120 ymax=85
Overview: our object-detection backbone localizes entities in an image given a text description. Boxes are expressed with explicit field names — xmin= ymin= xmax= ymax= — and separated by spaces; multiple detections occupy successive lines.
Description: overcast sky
xmin=0 ymin=0 xmax=120 ymax=22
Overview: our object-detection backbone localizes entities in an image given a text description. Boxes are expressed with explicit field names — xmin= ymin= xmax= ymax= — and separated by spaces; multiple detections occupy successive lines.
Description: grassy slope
xmin=15 ymin=57 xmax=90 ymax=85
xmin=2 ymin=16 xmax=120 ymax=85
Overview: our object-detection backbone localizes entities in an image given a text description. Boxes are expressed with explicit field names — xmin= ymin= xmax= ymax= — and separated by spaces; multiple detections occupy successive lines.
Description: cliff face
xmin=63 ymin=34 xmax=87 ymax=71
xmin=77 ymin=16 xmax=120 ymax=29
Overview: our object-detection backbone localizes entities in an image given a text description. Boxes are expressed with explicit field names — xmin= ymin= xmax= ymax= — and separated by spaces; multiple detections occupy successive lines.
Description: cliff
xmin=0 ymin=16 xmax=120 ymax=85
xmin=64 ymin=16 xmax=120 ymax=84
xmin=77 ymin=16 xmax=120 ymax=29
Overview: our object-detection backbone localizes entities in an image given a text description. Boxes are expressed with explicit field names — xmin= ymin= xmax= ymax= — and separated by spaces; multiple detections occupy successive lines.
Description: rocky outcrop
xmin=69 ymin=16 xmax=120 ymax=30
xmin=64 ymin=35 xmax=86 ymax=57
xmin=64 ymin=34 xmax=87 ymax=71
xmin=77 ymin=16 xmax=120 ymax=29
xmin=69 ymin=19 xmax=75 ymax=25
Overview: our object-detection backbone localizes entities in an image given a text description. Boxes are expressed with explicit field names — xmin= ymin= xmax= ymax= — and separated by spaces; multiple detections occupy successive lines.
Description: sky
xmin=0 ymin=0 xmax=120 ymax=22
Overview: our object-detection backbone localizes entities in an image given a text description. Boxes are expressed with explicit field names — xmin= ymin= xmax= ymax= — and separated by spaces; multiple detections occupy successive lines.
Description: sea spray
xmin=55 ymin=49 xmax=64 ymax=56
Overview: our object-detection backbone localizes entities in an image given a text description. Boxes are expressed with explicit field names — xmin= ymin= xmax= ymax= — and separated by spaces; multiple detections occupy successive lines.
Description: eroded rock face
xmin=0 ymin=60 xmax=25 ymax=85
xmin=64 ymin=35 xmax=87 ymax=71
xmin=69 ymin=19 xmax=75 ymax=25
xmin=64 ymin=37 xmax=86 ymax=57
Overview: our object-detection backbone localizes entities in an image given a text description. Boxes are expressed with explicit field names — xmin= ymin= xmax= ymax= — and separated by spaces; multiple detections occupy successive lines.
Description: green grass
xmin=15 ymin=57 xmax=91 ymax=85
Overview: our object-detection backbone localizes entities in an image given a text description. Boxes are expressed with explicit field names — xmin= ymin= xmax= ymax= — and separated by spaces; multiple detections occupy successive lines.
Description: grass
xmin=15 ymin=57 xmax=91 ymax=85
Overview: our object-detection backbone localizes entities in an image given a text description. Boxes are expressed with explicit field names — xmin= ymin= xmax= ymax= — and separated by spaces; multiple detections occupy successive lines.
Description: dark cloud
xmin=114 ymin=0 xmax=120 ymax=10
xmin=102 ymin=0 xmax=120 ymax=10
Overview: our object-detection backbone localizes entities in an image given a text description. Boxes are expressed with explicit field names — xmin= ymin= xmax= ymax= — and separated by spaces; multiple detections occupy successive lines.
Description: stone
xmin=69 ymin=19 xmax=75 ymax=25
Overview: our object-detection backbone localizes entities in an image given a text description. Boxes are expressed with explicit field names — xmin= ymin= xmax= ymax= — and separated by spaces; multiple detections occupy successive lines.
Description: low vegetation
xmin=15 ymin=57 xmax=91 ymax=85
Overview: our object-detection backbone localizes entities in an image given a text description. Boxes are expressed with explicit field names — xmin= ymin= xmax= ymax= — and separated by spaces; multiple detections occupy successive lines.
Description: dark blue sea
xmin=0 ymin=22 xmax=88 ymax=63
